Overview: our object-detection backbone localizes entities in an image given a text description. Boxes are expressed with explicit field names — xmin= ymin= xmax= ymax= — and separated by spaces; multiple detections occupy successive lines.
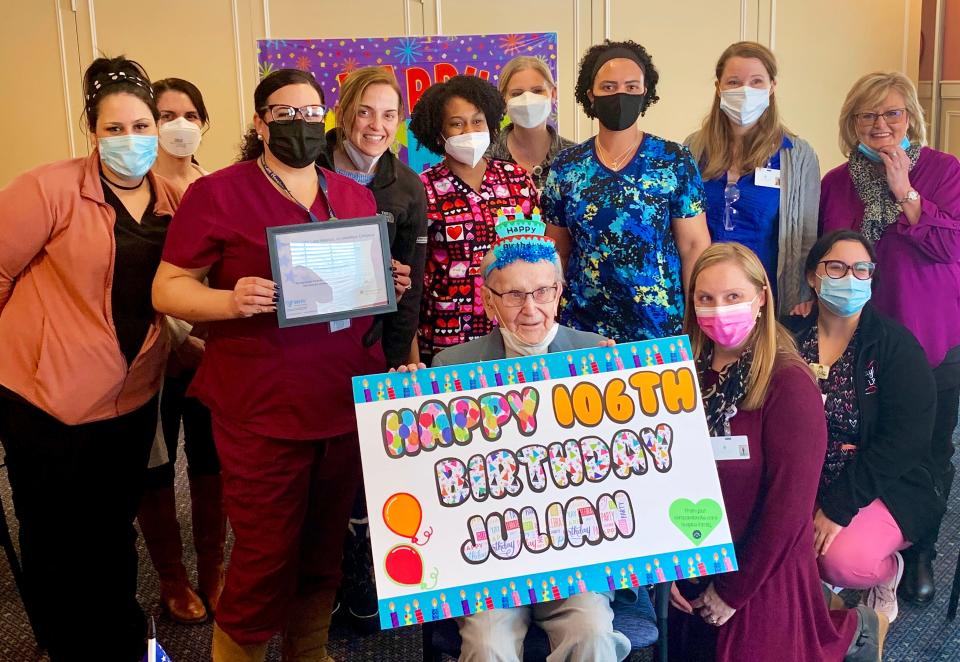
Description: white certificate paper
xmin=267 ymin=215 xmax=397 ymax=328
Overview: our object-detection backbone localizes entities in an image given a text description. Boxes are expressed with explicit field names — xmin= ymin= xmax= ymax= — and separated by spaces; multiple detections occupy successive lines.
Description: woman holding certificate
xmin=153 ymin=69 xmax=385 ymax=661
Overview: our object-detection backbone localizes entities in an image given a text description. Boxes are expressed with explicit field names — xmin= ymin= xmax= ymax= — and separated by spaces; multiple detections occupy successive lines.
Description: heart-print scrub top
xmin=417 ymin=158 xmax=537 ymax=363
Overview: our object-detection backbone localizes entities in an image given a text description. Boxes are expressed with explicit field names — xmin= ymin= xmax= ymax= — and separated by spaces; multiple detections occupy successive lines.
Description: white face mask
xmin=343 ymin=138 xmax=381 ymax=174
xmin=158 ymin=117 xmax=202 ymax=157
xmin=500 ymin=321 xmax=560 ymax=357
xmin=719 ymin=86 xmax=771 ymax=127
xmin=490 ymin=297 xmax=559 ymax=356
xmin=444 ymin=131 xmax=490 ymax=167
xmin=506 ymin=92 xmax=552 ymax=129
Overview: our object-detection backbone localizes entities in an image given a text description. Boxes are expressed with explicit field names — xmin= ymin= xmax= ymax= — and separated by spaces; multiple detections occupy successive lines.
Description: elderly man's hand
xmin=391 ymin=363 xmax=427 ymax=373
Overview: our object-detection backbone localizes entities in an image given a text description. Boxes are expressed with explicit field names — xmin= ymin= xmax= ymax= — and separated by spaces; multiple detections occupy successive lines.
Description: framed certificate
xmin=266 ymin=214 xmax=397 ymax=328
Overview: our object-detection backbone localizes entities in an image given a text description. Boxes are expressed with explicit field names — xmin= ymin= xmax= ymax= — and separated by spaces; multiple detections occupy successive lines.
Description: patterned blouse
xmin=540 ymin=134 xmax=705 ymax=342
xmin=418 ymin=158 xmax=537 ymax=362
xmin=487 ymin=124 xmax=577 ymax=191
xmin=797 ymin=326 xmax=861 ymax=496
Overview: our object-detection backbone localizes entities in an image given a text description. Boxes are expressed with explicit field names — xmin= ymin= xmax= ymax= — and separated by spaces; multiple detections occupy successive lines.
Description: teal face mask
xmin=857 ymin=136 xmax=911 ymax=162
xmin=98 ymin=134 xmax=158 ymax=178
xmin=818 ymin=275 xmax=872 ymax=317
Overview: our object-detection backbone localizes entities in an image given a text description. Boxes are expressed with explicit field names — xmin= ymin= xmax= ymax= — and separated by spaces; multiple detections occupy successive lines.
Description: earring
xmin=257 ymin=134 xmax=263 ymax=141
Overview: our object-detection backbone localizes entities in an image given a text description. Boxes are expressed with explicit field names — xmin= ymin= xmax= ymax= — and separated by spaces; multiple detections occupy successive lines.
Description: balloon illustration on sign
xmin=382 ymin=492 xmax=439 ymax=587
xmin=383 ymin=492 xmax=433 ymax=545
xmin=384 ymin=544 xmax=438 ymax=588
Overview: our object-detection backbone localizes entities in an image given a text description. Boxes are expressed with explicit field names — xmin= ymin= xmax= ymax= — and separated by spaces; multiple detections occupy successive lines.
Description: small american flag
xmin=143 ymin=617 xmax=173 ymax=662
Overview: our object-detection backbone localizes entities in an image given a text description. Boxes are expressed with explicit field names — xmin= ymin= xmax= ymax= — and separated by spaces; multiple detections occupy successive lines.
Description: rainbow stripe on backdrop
xmin=378 ymin=543 xmax=738 ymax=630
xmin=352 ymin=336 xmax=693 ymax=404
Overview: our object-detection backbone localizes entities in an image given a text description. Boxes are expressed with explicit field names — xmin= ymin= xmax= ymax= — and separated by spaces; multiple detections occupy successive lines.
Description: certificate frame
xmin=266 ymin=214 xmax=397 ymax=328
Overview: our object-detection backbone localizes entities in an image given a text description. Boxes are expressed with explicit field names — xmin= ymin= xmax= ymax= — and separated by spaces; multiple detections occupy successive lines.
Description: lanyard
xmin=260 ymin=156 xmax=336 ymax=222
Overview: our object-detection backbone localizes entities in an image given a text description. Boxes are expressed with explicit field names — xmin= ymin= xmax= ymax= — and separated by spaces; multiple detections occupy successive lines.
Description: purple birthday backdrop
xmin=257 ymin=33 xmax=559 ymax=173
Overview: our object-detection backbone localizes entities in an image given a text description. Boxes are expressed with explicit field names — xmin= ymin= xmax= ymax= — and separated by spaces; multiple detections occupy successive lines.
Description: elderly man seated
xmin=430 ymin=219 xmax=631 ymax=662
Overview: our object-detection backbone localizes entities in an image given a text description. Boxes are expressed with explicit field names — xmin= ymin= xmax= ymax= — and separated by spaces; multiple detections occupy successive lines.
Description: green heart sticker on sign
xmin=669 ymin=498 xmax=723 ymax=546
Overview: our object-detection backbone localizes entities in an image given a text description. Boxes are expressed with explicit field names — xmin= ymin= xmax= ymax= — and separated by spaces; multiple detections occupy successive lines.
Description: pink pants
xmin=817 ymin=498 xmax=910 ymax=589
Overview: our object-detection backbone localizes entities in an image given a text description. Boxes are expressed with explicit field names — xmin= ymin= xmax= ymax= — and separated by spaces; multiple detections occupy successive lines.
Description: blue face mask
xmin=818 ymin=275 xmax=872 ymax=317
xmin=857 ymin=136 xmax=911 ymax=162
xmin=98 ymin=134 xmax=158 ymax=178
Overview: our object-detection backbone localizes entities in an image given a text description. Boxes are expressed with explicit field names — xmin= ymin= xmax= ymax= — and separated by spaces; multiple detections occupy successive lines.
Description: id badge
xmin=711 ymin=435 xmax=750 ymax=461
xmin=329 ymin=319 xmax=351 ymax=333
xmin=755 ymin=167 xmax=781 ymax=188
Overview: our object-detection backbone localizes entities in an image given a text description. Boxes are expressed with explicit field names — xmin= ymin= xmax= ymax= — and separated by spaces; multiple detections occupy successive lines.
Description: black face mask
xmin=592 ymin=93 xmax=644 ymax=131
xmin=267 ymin=120 xmax=326 ymax=168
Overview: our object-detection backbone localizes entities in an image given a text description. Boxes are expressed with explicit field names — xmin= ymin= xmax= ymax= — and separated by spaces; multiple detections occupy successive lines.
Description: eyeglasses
xmin=723 ymin=182 xmax=740 ymax=231
xmin=260 ymin=104 xmax=327 ymax=124
xmin=854 ymin=108 xmax=906 ymax=126
xmin=487 ymin=284 xmax=559 ymax=307
xmin=819 ymin=260 xmax=875 ymax=280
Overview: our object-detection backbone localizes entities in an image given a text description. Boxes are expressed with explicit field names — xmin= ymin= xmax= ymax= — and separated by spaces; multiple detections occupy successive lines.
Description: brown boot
xmin=281 ymin=589 xmax=337 ymax=662
xmin=212 ymin=622 xmax=267 ymax=662
xmin=190 ymin=474 xmax=226 ymax=614
xmin=138 ymin=486 xmax=207 ymax=624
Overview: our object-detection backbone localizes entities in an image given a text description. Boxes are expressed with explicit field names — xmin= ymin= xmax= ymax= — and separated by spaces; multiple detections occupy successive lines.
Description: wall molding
xmin=435 ymin=0 xmax=443 ymax=35
xmin=941 ymin=81 xmax=960 ymax=99
xmin=263 ymin=0 xmax=271 ymax=40
xmin=944 ymin=110 xmax=960 ymax=153
xmin=769 ymin=0 xmax=776 ymax=50
xmin=87 ymin=0 xmax=98 ymax=57
xmin=743 ymin=0 xmax=750 ymax=42
xmin=55 ymin=0 xmax=77 ymax=157
xmin=231 ymin=0 xmax=248 ymax=136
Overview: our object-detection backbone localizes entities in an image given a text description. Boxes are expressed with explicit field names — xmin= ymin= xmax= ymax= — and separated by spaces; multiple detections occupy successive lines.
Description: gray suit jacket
xmin=431 ymin=326 xmax=606 ymax=366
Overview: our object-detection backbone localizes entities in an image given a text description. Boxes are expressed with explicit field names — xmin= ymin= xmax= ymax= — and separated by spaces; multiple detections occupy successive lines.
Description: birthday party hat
xmin=484 ymin=206 xmax=557 ymax=276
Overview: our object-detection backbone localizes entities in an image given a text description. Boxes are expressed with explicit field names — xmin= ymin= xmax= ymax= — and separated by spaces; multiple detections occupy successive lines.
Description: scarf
xmin=696 ymin=344 xmax=752 ymax=437
xmin=849 ymin=144 xmax=921 ymax=243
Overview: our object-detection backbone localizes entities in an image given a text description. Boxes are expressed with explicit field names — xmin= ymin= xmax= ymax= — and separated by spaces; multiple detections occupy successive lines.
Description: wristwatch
xmin=897 ymin=189 xmax=920 ymax=205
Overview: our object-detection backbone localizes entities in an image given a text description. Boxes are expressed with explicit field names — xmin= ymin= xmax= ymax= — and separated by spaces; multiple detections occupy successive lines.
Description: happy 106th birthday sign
xmin=351 ymin=336 xmax=737 ymax=629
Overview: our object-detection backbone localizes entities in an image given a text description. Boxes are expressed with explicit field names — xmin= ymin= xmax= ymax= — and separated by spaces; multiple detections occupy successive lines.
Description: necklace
xmin=100 ymin=172 xmax=144 ymax=190
xmin=596 ymin=133 xmax=640 ymax=170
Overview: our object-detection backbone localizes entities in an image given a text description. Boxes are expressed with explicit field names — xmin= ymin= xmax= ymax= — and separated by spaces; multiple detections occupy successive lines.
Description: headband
xmin=483 ymin=207 xmax=558 ymax=278
xmin=590 ymin=47 xmax=644 ymax=81
xmin=85 ymin=71 xmax=154 ymax=112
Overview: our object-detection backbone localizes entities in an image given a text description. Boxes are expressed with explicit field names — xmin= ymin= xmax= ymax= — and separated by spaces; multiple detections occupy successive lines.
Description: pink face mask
xmin=695 ymin=296 xmax=759 ymax=349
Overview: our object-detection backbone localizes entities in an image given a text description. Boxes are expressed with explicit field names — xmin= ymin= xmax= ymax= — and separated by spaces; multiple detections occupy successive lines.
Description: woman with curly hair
xmin=541 ymin=40 xmax=711 ymax=343
xmin=408 ymin=74 xmax=538 ymax=364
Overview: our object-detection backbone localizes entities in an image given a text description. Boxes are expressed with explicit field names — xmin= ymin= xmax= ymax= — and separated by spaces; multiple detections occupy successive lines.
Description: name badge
xmin=711 ymin=435 xmax=750 ymax=461
xmin=755 ymin=167 xmax=781 ymax=188
xmin=329 ymin=319 xmax=351 ymax=332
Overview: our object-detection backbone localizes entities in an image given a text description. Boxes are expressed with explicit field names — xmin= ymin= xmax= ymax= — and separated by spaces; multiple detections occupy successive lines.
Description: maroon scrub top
xmin=162 ymin=159 xmax=386 ymax=440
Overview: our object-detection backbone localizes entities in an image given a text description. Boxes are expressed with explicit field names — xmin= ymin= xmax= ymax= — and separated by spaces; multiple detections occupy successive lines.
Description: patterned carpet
xmin=0 ymin=441 xmax=957 ymax=661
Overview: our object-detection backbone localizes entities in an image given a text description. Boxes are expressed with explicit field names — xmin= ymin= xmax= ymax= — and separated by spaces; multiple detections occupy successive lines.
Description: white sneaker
xmin=864 ymin=551 xmax=905 ymax=623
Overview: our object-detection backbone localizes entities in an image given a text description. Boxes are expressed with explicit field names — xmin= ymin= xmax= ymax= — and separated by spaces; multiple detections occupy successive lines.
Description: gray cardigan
xmin=431 ymin=326 xmax=606 ymax=366
xmin=685 ymin=132 xmax=820 ymax=313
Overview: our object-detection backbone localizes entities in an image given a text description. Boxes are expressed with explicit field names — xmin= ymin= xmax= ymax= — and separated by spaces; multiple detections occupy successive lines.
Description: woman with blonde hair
xmin=687 ymin=41 xmax=820 ymax=314
xmin=317 ymin=66 xmax=426 ymax=368
xmin=668 ymin=243 xmax=885 ymax=661
xmin=487 ymin=55 xmax=575 ymax=190
xmin=316 ymin=65 xmax=428 ymax=632
xmin=819 ymin=71 xmax=960 ymax=604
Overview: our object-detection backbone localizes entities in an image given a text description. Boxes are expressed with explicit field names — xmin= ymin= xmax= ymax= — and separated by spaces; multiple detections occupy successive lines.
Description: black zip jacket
xmin=783 ymin=303 xmax=946 ymax=542
xmin=318 ymin=132 xmax=428 ymax=367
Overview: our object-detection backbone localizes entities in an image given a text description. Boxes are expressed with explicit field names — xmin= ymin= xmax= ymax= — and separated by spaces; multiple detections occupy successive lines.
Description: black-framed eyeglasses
xmin=819 ymin=260 xmax=875 ymax=280
xmin=487 ymin=284 xmax=559 ymax=307
xmin=260 ymin=104 xmax=327 ymax=124
xmin=854 ymin=108 xmax=907 ymax=126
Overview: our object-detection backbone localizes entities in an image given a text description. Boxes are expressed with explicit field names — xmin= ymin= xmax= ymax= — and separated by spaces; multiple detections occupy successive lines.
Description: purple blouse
xmin=820 ymin=147 xmax=960 ymax=367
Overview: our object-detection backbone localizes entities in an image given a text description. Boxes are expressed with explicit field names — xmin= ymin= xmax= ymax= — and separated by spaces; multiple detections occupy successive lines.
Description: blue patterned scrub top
xmin=540 ymin=134 xmax=706 ymax=342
